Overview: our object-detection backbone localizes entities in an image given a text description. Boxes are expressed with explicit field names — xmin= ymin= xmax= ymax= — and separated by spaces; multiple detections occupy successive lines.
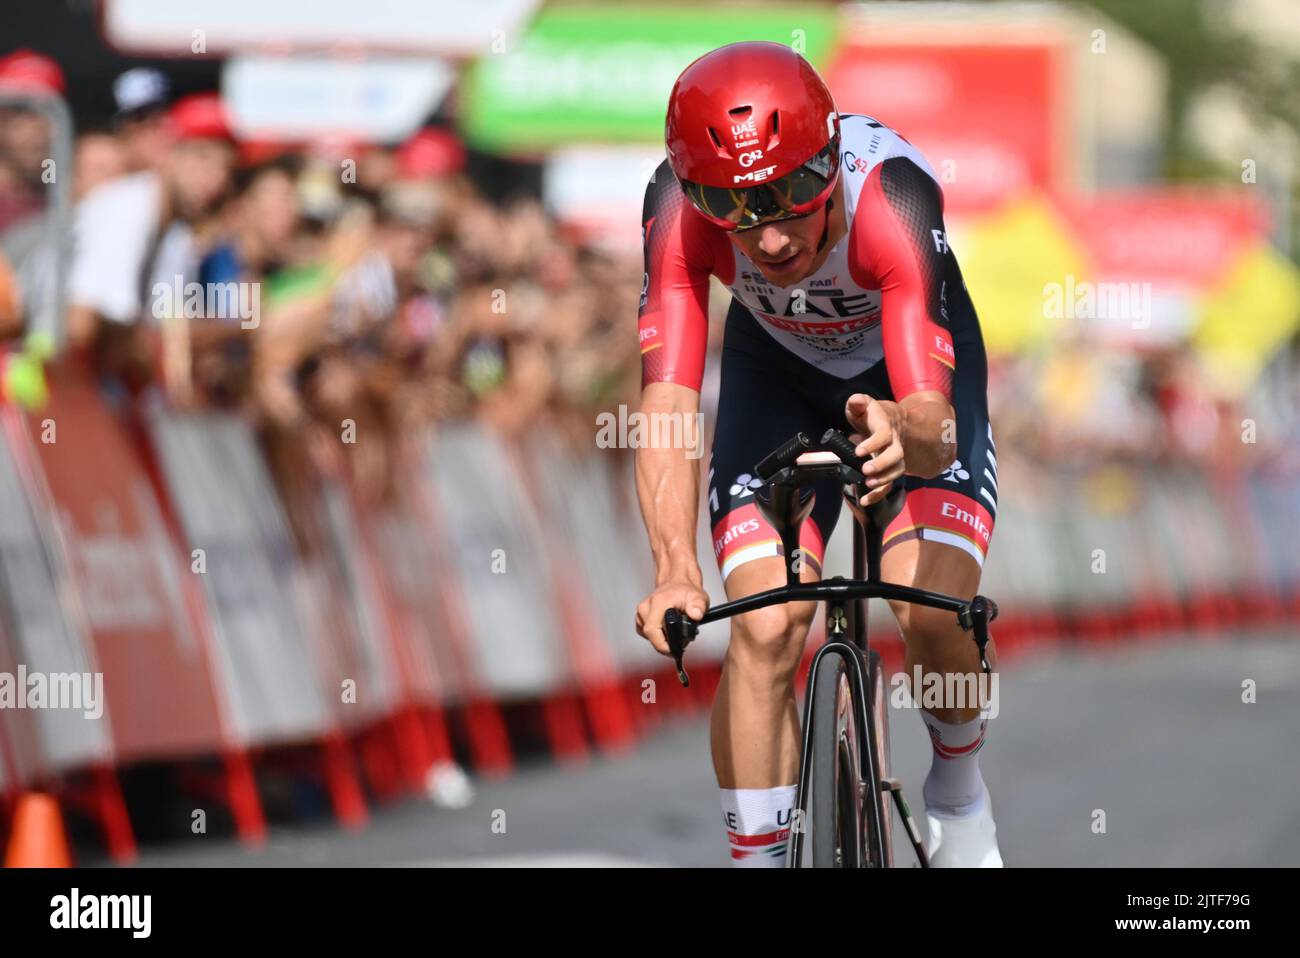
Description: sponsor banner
xmin=223 ymin=55 xmax=456 ymax=143
xmin=1057 ymin=190 xmax=1267 ymax=288
xmin=0 ymin=411 xmax=108 ymax=776
xmin=144 ymin=407 xmax=331 ymax=745
xmin=258 ymin=464 xmax=402 ymax=727
xmin=1051 ymin=191 xmax=1280 ymax=351
xmin=525 ymin=434 xmax=663 ymax=675
xmin=460 ymin=5 xmax=837 ymax=150
xmin=420 ymin=424 xmax=571 ymax=698
xmin=16 ymin=373 xmax=225 ymax=762
xmin=955 ymin=188 xmax=1297 ymax=368
xmin=103 ymin=0 xmax=540 ymax=57
xmin=316 ymin=483 xmax=407 ymax=717
xmin=826 ymin=41 xmax=1065 ymax=214
xmin=366 ymin=483 xmax=482 ymax=707
xmin=982 ymin=465 xmax=1293 ymax=619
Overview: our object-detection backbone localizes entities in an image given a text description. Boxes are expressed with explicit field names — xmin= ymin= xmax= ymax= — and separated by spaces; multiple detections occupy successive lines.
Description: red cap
xmin=665 ymin=41 xmax=839 ymax=190
xmin=167 ymin=93 xmax=233 ymax=142
xmin=238 ymin=139 xmax=297 ymax=167
xmin=0 ymin=50 xmax=66 ymax=96
xmin=396 ymin=128 xmax=466 ymax=180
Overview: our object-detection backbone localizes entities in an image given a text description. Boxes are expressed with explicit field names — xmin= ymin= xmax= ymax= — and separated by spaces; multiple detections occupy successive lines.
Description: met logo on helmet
xmin=734 ymin=165 xmax=777 ymax=184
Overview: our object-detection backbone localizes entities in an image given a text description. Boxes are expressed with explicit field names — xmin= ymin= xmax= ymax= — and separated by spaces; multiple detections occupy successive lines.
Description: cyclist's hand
xmin=845 ymin=393 xmax=906 ymax=506
xmin=636 ymin=581 xmax=709 ymax=655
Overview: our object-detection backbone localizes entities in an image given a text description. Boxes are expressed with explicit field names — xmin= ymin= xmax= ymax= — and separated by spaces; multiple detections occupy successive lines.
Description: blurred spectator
xmin=183 ymin=156 xmax=303 ymax=407
xmin=65 ymin=92 xmax=235 ymax=393
xmin=111 ymin=67 xmax=172 ymax=174
xmin=0 ymin=50 xmax=66 ymax=232
xmin=73 ymin=132 xmax=126 ymax=201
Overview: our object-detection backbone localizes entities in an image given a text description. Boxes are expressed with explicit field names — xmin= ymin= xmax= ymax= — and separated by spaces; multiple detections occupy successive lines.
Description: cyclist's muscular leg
xmin=712 ymin=556 xmax=819 ymax=787
xmin=883 ymin=537 xmax=1004 ymax=866
xmin=711 ymin=555 xmax=819 ymax=866
xmin=882 ymin=538 xmax=998 ymax=725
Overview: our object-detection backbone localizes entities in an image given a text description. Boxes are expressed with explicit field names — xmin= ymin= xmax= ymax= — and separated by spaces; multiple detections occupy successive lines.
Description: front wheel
xmin=865 ymin=649 xmax=894 ymax=867
xmin=808 ymin=654 xmax=864 ymax=867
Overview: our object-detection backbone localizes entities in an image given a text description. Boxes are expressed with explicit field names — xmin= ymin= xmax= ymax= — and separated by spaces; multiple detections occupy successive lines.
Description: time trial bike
xmin=663 ymin=428 xmax=997 ymax=867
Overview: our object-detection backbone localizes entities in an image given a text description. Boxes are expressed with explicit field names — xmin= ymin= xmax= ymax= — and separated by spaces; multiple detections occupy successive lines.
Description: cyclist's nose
xmin=757 ymin=225 xmax=792 ymax=257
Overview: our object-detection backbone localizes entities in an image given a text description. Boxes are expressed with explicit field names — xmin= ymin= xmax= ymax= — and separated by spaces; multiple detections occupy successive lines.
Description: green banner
xmin=460 ymin=5 xmax=838 ymax=152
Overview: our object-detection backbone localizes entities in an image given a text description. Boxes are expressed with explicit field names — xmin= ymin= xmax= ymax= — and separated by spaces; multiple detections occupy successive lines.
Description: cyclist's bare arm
xmin=633 ymin=165 xmax=717 ymax=651
xmin=634 ymin=381 xmax=709 ymax=653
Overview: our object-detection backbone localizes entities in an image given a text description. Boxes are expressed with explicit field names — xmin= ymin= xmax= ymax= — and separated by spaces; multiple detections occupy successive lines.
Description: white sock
xmin=720 ymin=785 xmax=797 ymax=867
xmin=920 ymin=711 xmax=989 ymax=817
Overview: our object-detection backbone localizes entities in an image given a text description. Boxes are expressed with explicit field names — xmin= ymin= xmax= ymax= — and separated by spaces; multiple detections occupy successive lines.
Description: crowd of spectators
xmin=0 ymin=52 xmax=643 ymax=544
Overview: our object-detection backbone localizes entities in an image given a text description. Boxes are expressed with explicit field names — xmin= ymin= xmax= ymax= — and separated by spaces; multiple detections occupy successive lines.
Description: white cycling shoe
xmin=924 ymin=786 xmax=1004 ymax=868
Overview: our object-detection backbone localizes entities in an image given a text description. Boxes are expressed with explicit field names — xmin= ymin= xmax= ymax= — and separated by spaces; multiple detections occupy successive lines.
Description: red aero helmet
xmin=665 ymin=41 xmax=841 ymax=230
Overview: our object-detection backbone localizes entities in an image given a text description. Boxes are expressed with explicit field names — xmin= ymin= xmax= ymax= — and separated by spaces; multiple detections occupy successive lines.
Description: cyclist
xmin=634 ymin=42 xmax=1002 ymax=867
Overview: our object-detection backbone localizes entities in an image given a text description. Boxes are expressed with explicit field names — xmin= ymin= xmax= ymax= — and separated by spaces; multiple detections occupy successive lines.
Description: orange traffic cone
xmin=4 ymin=792 xmax=73 ymax=867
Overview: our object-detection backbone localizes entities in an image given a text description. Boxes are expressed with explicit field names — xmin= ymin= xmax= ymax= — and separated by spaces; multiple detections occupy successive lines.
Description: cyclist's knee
xmin=890 ymin=600 xmax=963 ymax=658
xmin=894 ymin=600 xmax=956 ymax=647
xmin=729 ymin=601 xmax=815 ymax=674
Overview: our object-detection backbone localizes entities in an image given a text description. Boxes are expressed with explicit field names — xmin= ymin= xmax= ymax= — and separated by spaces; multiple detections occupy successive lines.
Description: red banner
xmin=827 ymin=42 xmax=1066 ymax=214
xmin=1056 ymin=189 xmax=1268 ymax=287
xmin=23 ymin=370 xmax=226 ymax=761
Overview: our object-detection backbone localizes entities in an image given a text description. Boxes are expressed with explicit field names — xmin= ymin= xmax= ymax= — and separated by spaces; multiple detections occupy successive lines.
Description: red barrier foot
xmin=458 ymin=700 xmax=513 ymax=777
xmin=321 ymin=733 xmax=368 ymax=830
xmin=222 ymin=750 xmax=267 ymax=847
xmin=92 ymin=766 xmax=137 ymax=864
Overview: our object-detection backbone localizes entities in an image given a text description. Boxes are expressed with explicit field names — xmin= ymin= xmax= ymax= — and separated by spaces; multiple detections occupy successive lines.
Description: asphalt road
xmin=105 ymin=629 xmax=1299 ymax=868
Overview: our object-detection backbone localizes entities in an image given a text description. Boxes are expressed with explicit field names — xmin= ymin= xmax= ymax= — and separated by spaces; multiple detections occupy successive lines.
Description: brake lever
xmin=663 ymin=608 xmax=700 ymax=687
xmin=957 ymin=595 xmax=998 ymax=675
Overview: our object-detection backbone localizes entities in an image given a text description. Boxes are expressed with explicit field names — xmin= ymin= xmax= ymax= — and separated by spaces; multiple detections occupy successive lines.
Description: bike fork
xmin=787 ymin=596 xmax=882 ymax=867
xmin=881 ymin=777 xmax=931 ymax=867
xmin=840 ymin=583 xmax=932 ymax=869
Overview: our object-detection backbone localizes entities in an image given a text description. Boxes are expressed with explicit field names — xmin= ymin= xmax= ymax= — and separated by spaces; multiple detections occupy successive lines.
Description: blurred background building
xmin=0 ymin=0 xmax=1296 ymax=866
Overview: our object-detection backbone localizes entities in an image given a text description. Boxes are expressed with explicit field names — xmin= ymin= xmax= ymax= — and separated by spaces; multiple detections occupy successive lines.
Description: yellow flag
xmin=1193 ymin=243 xmax=1300 ymax=398
xmin=956 ymin=196 xmax=1091 ymax=356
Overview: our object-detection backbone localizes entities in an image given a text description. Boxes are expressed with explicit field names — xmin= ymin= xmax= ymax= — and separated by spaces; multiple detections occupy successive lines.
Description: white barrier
xmin=527 ymin=434 xmax=666 ymax=674
xmin=419 ymin=424 xmax=572 ymax=698
xmin=145 ymin=409 xmax=332 ymax=744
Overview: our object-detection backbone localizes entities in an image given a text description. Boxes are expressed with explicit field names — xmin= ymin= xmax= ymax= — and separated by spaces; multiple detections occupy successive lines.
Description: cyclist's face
xmin=728 ymin=203 xmax=828 ymax=287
